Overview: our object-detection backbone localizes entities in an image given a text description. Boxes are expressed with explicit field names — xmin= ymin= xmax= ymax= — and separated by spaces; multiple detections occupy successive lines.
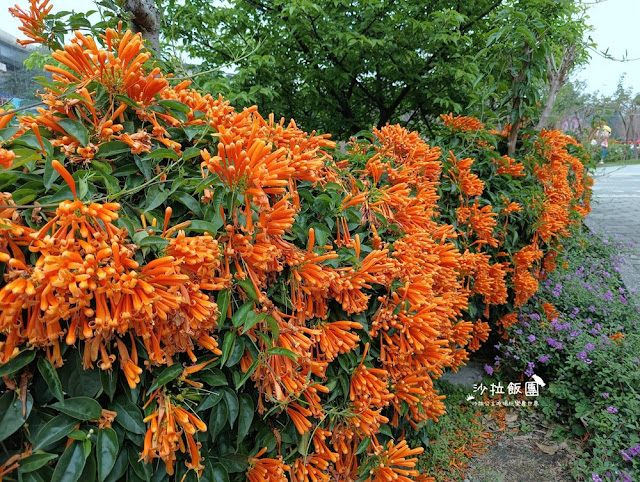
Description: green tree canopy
xmin=163 ymin=0 xmax=506 ymax=138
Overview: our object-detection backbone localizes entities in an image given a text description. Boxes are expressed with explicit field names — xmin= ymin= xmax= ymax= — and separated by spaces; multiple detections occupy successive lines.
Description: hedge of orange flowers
xmin=0 ymin=3 xmax=592 ymax=481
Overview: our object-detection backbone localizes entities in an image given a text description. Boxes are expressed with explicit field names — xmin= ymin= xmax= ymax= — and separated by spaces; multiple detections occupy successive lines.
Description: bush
xmin=496 ymin=232 xmax=640 ymax=481
xmin=0 ymin=5 xmax=592 ymax=481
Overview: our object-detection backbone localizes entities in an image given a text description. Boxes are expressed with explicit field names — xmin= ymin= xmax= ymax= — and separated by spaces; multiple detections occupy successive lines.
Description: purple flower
xmin=577 ymin=351 xmax=588 ymax=361
xmin=604 ymin=290 xmax=613 ymax=302
xmin=589 ymin=305 xmax=596 ymax=312
xmin=484 ymin=364 xmax=494 ymax=376
xmin=538 ymin=355 xmax=550 ymax=363
xmin=584 ymin=343 xmax=595 ymax=352
xmin=529 ymin=313 xmax=541 ymax=321
xmin=621 ymin=451 xmax=632 ymax=461
xmin=515 ymin=329 xmax=523 ymax=335
xmin=601 ymin=392 xmax=610 ymax=398
xmin=545 ymin=337 xmax=563 ymax=350
xmin=628 ymin=445 xmax=640 ymax=457
xmin=528 ymin=335 xmax=536 ymax=342
xmin=592 ymin=474 xmax=603 ymax=482
xmin=552 ymin=283 xmax=563 ymax=297
xmin=606 ymin=406 xmax=618 ymax=413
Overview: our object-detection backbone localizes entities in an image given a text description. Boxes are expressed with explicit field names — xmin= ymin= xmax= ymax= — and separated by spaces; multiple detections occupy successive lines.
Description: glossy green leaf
xmin=57 ymin=119 xmax=90 ymax=147
xmin=237 ymin=394 xmax=254 ymax=443
xmin=0 ymin=392 xmax=33 ymax=442
xmin=96 ymin=428 xmax=119 ymax=482
xmin=266 ymin=347 xmax=299 ymax=360
xmin=208 ymin=397 xmax=228 ymax=440
xmin=32 ymin=414 xmax=78 ymax=450
xmin=146 ymin=363 xmax=184 ymax=395
xmin=96 ymin=141 xmax=131 ymax=158
xmin=222 ymin=388 xmax=239 ymax=428
xmin=199 ymin=368 xmax=228 ymax=387
xmin=111 ymin=397 xmax=145 ymax=434
xmin=188 ymin=219 xmax=223 ymax=234
xmin=49 ymin=397 xmax=102 ymax=420
xmin=197 ymin=388 xmax=224 ymax=412
xmin=0 ymin=349 xmax=36 ymax=376
xmin=137 ymin=235 xmax=170 ymax=248
xmin=51 ymin=441 xmax=88 ymax=482
xmin=217 ymin=290 xmax=230 ymax=324
xmin=102 ymin=449 xmax=128 ymax=482
xmin=17 ymin=452 xmax=58 ymax=473
xmin=231 ymin=301 xmax=255 ymax=328
xmin=219 ymin=331 xmax=236 ymax=367
xmin=37 ymin=357 xmax=64 ymax=402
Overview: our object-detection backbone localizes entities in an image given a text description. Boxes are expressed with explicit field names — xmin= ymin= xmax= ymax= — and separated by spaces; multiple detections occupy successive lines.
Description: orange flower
xmin=441 ymin=113 xmax=485 ymax=132
xmin=369 ymin=439 xmax=424 ymax=482
xmin=9 ymin=0 xmax=53 ymax=46
xmin=247 ymin=447 xmax=289 ymax=482
xmin=0 ymin=149 xmax=16 ymax=169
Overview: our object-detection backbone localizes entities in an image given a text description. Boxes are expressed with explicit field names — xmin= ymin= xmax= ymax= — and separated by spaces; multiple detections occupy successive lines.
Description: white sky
xmin=3 ymin=0 xmax=639 ymax=96
xmin=577 ymin=0 xmax=640 ymax=95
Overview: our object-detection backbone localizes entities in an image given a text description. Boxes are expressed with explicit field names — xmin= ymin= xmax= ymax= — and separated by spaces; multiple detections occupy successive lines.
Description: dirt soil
xmin=464 ymin=409 xmax=580 ymax=482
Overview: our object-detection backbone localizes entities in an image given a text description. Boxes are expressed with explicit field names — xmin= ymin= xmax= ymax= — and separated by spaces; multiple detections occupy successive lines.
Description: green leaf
xmin=32 ymin=414 xmax=78 ymax=450
xmin=97 ymin=141 xmax=131 ymax=158
xmin=157 ymin=100 xmax=191 ymax=114
xmin=51 ymin=441 xmax=88 ymax=482
xmin=188 ymin=219 xmax=223 ymax=234
xmin=44 ymin=158 xmax=59 ymax=190
xmin=102 ymin=449 xmax=128 ymax=482
xmin=222 ymin=388 xmax=239 ymax=429
xmin=171 ymin=191 xmax=202 ymax=216
xmin=0 ymin=349 xmax=36 ymax=376
xmin=237 ymin=279 xmax=259 ymax=302
xmin=144 ymin=189 xmax=169 ymax=213
xmin=18 ymin=452 xmax=58 ymax=473
xmin=265 ymin=315 xmax=279 ymax=342
xmin=96 ymin=428 xmax=119 ymax=482
xmin=100 ymin=369 xmax=117 ymax=401
xmin=38 ymin=357 xmax=64 ymax=402
xmin=232 ymin=301 xmax=255 ymax=328
xmin=234 ymin=358 xmax=258 ymax=391
xmin=138 ymin=235 xmax=170 ymax=248
xmin=199 ymin=368 xmax=228 ymax=387
xmin=202 ymin=462 xmax=229 ymax=482
xmin=49 ymin=397 xmax=102 ymax=420
xmin=219 ymin=331 xmax=236 ymax=367
xmin=144 ymin=148 xmax=179 ymax=161
xmin=217 ymin=290 xmax=230 ymax=324
xmin=111 ymin=397 xmax=145 ymax=434
xmin=57 ymin=119 xmax=90 ymax=147
xmin=134 ymin=155 xmax=153 ymax=181
xmin=354 ymin=436 xmax=371 ymax=455
xmin=208 ymin=398 xmax=228 ymax=440
xmin=146 ymin=363 xmax=184 ymax=395
xmin=0 ymin=392 xmax=33 ymax=442
xmin=266 ymin=347 xmax=299 ymax=360
xmin=242 ymin=313 xmax=265 ymax=335
xmin=197 ymin=388 xmax=224 ymax=412
xmin=378 ymin=424 xmax=393 ymax=438
xmin=237 ymin=394 xmax=254 ymax=444
xmin=182 ymin=146 xmax=202 ymax=160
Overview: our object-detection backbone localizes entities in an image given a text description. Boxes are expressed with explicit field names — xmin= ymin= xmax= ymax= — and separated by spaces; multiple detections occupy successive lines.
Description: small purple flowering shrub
xmin=496 ymin=231 xmax=640 ymax=480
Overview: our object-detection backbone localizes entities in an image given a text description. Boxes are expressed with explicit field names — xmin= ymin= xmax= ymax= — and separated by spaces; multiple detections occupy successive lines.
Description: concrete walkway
xmin=585 ymin=164 xmax=640 ymax=291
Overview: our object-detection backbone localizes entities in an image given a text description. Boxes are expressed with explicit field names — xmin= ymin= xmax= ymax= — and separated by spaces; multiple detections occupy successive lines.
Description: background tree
xmin=162 ymin=0 xmax=504 ymax=139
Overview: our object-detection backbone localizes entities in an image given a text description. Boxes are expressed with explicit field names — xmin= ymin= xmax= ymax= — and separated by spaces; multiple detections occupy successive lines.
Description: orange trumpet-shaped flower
xmin=369 ymin=439 xmax=424 ymax=482
xmin=9 ymin=0 xmax=53 ymax=46
xmin=247 ymin=447 xmax=289 ymax=482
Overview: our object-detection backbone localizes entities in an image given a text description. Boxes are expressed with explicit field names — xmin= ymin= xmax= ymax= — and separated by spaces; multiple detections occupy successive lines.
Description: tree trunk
xmin=507 ymin=96 xmax=522 ymax=156
xmin=537 ymin=78 xmax=561 ymax=131
xmin=125 ymin=0 xmax=161 ymax=53
xmin=536 ymin=45 xmax=577 ymax=131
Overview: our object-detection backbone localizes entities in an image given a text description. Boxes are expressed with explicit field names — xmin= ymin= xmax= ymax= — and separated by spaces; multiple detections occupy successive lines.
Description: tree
xmin=162 ymin=0 xmax=505 ymax=138
xmin=478 ymin=0 xmax=590 ymax=154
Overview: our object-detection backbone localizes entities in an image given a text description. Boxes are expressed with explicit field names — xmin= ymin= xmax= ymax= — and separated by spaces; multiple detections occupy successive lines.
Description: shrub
xmin=496 ymin=232 xmax=640 ymax=481
xmin=0 ymin=3 xmax=592 ymax=481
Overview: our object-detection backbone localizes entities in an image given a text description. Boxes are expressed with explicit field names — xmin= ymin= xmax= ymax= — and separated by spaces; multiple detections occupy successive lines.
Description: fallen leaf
xmin=535 ymin=442 xmax=559 ymax=455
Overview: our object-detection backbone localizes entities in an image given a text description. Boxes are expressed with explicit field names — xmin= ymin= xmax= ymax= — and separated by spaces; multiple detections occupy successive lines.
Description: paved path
xmin=585 ymin=164 xmax=640 ymax=291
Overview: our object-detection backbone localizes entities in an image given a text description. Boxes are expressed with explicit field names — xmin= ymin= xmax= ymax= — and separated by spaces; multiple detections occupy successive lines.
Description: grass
xmin=598 ymin=158 xmax=640 ymax=167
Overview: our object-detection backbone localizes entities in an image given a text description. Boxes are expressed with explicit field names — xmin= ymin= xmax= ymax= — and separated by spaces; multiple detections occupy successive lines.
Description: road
xmin=585 ymin=164 xmax=640 ymax=291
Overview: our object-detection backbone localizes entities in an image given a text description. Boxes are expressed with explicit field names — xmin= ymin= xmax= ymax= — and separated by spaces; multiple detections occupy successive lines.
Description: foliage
xmin=161 ymin=0 xmax=591 ymax=140
xmin=0 ymin=2 xmax=592 ymax=480
xmin=495 ymin=231 xmax=640 ymax=481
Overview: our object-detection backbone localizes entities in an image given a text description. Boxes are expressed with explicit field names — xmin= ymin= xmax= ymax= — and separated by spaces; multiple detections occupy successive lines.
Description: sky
xmin=2 ymin=0 xmax=640 ymax=96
